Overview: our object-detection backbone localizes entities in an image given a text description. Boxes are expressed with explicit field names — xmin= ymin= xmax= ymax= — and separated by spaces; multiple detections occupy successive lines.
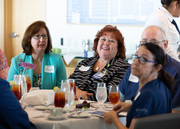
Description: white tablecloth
xmin=25 ymin=105 xmax=126 ymax=129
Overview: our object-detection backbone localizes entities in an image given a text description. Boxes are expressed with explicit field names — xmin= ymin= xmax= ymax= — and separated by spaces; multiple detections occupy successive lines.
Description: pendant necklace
xmin=95 ymin=67 xmax=100 ymax=71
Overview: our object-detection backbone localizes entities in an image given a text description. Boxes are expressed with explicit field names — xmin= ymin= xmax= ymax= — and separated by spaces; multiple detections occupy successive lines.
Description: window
xmin=67 ymin=0 xmax=158 ymax=25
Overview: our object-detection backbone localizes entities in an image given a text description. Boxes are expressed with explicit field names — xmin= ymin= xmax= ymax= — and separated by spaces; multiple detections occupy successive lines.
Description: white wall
xmin=46 ymin=0 xmax=180 ymax=58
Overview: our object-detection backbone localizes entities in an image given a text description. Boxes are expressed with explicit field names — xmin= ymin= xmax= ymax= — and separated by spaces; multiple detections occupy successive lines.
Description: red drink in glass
xmin=70 ymin=82 xmax=76 ymax=95
xmin=109 ymin=92 xmax=120 ymax=105
xmin=26 ymin=76 xmax=31 ymax=92
xmin=12 ymin=84 xmax=22 ymax=101
xmin=54 ymin=91 xmax=65 ymax=108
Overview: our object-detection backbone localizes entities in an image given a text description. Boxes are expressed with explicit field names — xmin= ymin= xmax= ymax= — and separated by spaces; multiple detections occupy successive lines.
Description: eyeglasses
xmin=140 ymin=40 xmax=164 ymax=45
xmin=132 ymin=55 xmax=157 ymax=65
xmin=33 ymin=34 xmax=48 ymax=40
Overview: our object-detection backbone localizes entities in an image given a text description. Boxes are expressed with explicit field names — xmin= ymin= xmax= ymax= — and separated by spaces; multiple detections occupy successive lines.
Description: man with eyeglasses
xmin=114 ymin=25 xmax=180 ymax=113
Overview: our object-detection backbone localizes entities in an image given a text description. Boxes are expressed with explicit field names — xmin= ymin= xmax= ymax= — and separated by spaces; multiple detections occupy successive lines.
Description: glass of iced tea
xmin=68 ymin=79 xmax=77 ymax=99
xmin=12 ymin=75 xmax=22 ymax=101
xmin=54 ymin=90 xmax=65 ymax=108
xmin=109 ymin=85 xmax=120 ymax=105
xmin=25 ymin=74 xmax=31 ymax=92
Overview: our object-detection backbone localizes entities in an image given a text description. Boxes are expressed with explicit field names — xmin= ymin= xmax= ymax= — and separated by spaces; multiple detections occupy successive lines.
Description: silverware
xmin=70 ymin=109 xmax=85 ymax=116
xmin=33 ymin=114 xmax=47 ymax=118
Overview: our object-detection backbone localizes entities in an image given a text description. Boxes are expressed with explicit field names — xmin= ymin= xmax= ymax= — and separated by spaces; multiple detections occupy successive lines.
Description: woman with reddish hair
xmin=69 ymin=25 xmax=130 ymax=101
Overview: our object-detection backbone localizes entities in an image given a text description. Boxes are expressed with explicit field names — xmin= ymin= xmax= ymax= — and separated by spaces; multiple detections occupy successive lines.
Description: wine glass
xmin=96 ymin=82 xmax=107 ymax=109
xmin=109 ymin=85 xmax=120 ymax=105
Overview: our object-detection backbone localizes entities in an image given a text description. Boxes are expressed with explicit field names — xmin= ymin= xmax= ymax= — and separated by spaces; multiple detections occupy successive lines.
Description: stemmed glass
xmin=109 ymin=85 xmax=120 ymax=105
xmin=96 ymin=82 xmax=107 ymax=109
xmin=61 ymin=80 xmax=74 ymax=115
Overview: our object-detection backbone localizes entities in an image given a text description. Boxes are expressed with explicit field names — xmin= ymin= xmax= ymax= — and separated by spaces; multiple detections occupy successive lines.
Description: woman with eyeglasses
xmin=7 ymin=21 xmax=67 ymax=89
xmin=145 ymin=0 xmax=180 ymax=61
xmin=104 ymin=43 xmax=174 ymax=129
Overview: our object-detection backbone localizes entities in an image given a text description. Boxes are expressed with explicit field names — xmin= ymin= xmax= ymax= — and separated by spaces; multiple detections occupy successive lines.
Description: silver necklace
xmin=95 ymin=67 xmax=100 ymax=71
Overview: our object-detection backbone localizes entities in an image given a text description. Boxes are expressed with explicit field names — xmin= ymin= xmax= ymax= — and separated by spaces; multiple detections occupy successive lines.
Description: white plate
xmin=47 ymin=115 xmax=66 ymax=120
xmin=34 ymin=106 xmax=55 ymax=110
xmin=69 ymin=112 xmax=91 ymax=118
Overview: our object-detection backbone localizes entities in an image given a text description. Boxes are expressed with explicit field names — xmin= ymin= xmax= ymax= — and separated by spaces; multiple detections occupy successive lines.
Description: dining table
xmin=24 ymin=101 xmax=127 ymax=129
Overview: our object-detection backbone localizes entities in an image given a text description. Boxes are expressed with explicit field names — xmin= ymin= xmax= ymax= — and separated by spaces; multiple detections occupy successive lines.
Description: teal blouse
xmin=7 ymin=52 xmax=67 ymax=89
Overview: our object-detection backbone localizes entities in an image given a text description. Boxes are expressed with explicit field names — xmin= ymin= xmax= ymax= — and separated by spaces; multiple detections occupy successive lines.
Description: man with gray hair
xmin=115 ymin=25 xmax=180 ymax=113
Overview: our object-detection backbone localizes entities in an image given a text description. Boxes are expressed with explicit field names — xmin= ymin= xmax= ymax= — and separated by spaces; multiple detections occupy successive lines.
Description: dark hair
xmin=92 ymin=25 xmax=126 ymax=60
xmin=141 ymin=43 xmax=175 ymax=91
xmin=22 ymin=20 xmax=52 ymax=55
xmin=161 ymin=0 xmax=180 ymax=6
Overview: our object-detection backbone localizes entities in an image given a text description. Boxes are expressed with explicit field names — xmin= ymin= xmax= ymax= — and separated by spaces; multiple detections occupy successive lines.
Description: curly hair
xmin=92 ymin=25 xmax=126 ymax=60
xmin=22 ymin=20 xmax=52 ymax=55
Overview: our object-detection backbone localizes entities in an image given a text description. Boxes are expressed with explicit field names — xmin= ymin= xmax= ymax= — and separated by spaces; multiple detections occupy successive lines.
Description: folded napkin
xmin=21 ymin=90 xmax=55 ymax=106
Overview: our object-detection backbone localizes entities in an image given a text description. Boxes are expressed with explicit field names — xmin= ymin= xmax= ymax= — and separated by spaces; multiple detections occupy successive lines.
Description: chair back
xmin=134 ymin=113 xmax=180 ymax=129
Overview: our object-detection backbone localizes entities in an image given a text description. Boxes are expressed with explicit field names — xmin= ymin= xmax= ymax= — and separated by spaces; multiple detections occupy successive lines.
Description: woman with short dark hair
xmin=7 ymin=21 xmax=67 ymax=89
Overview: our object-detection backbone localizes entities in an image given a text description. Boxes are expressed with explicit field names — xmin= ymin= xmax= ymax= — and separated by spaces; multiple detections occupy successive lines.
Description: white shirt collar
xmin=159 ymin=6 xmax=174 ymax=22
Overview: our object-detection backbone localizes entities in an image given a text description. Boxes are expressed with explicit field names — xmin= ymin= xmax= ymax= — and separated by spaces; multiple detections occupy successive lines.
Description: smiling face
xmin=97 ymin=32 xmax=118 ymax=60
xmin=131 ymin=46 xmax=156 ymax=79
xmin=31 ymin=28 xmax=48 ymax=54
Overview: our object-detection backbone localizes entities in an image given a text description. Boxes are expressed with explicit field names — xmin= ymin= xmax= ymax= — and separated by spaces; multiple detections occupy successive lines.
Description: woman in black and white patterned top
xmin=69 ymin=25 xmax=130 ymax=101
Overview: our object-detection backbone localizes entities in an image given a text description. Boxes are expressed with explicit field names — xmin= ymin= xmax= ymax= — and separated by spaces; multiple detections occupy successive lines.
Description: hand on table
xmin=104 ymin=110 xmax=118 ymax=124
xmin=113 ymin=101 xmax=132 ymax=113
xmin=76 ymin=88 xmax=93 ymax=100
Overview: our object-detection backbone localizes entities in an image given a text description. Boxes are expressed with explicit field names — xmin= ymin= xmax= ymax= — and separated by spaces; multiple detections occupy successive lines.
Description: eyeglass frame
xmin=139 ymin=40 xmax=165 ymax=45
xmin=132 ymin=55 xmax=157 ymax=65
xmin=33 ymin=34 xmax=48 ymax=40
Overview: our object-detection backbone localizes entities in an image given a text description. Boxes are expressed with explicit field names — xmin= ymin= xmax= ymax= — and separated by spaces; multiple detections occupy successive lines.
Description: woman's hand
xmin=104 ymin=110 xmax=118 ymax=124
xmin=113 ymin=101 xmax=132 ymax=113
xmin=76 ymin=88 xmax=93 ymax=100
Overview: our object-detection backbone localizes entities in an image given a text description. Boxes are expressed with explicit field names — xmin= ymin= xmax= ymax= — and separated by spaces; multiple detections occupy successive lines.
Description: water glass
xmin=61 ymin=80 xmax=74 ymax=114
xmin=96 ymin=82 xmax=107 ymax=108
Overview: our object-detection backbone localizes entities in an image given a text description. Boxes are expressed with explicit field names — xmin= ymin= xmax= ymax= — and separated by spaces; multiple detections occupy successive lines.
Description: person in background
xmin=0 ymin=49 xmax=9 ymax=80
xmin=0 ymin=78 xmax=36 ymax=129
xmin=7 ymin=21 xmax=67 ymax=89
xmin=145 ymin=0 xmax=180 ymax=61
xmin=178 ymin=45 xmax=180 ymax=59
xmin=117 ymin=25 xmax=180 ymax=113
xmin=104 ymin=43 xmax=173 ymax=129
xmin=69 ymin=25 xmax=130 ymax=100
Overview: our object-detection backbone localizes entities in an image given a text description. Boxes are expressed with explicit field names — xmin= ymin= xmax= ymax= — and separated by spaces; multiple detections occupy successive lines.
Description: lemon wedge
xmin=53 ymin=86 xmax=60 ymax=91
xmin=9 ymin=81 xmax=15 ymax=85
